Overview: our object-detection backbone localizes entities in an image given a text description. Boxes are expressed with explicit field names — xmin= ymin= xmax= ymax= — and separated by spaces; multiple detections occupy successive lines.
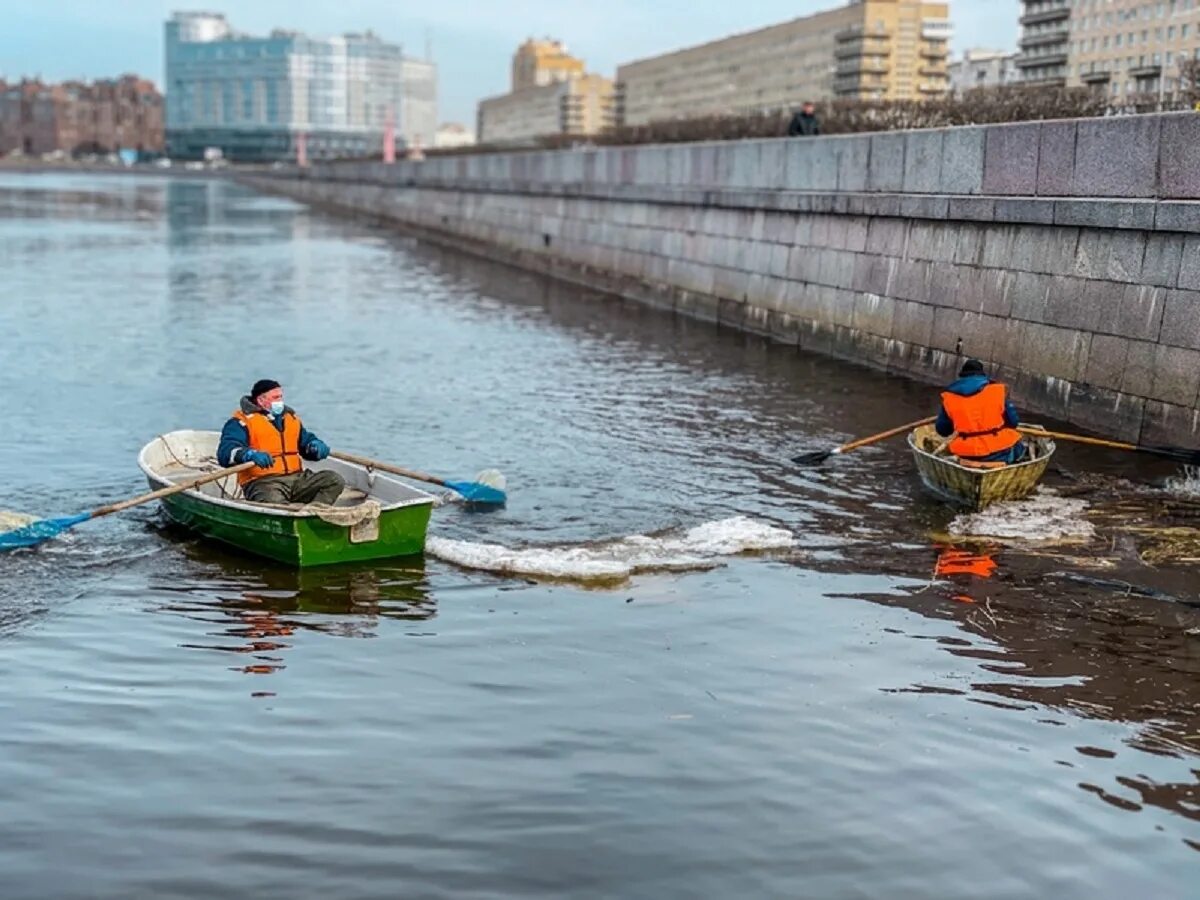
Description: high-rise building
xmin=1068 ymin=0 xmax=1200 ymax=98
xmin=1015 ymin=0 xmax=1071 ymax=85
xmin=476 ymin=39 xmax=613 ymax=145
xmin=512 ymin=39 xmax=586 ymax=90
xmin=164 ymin=12 xmax=436 ymax=161
xmin=949 ymin=49 xmax=1019 ymax=93
xmin=614 ymin=0 xmax=951 ymax=128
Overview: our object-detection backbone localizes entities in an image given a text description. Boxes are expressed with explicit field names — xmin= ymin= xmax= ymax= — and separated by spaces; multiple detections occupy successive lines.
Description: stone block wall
xmin=243 ymin=112 xmax=1200 ymax=444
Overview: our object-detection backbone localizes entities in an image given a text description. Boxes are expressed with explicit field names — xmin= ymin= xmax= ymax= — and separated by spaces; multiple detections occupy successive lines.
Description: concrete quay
xmin=242 ymin=112 xmax=1200 ymax=445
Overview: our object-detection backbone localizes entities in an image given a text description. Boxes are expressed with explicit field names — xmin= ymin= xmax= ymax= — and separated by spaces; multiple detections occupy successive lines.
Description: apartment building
xmin=1069 ymin=0 xmax=1200 ymax=96
xmin=615 ymin=0 xmax=951 ymax=128
xmin=476 ymin=39 xmax=614 ymax=144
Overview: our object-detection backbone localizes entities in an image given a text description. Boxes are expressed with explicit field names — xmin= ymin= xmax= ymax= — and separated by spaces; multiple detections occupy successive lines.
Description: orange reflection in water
xmin=935 ymin=546 xmax=998 ymax=579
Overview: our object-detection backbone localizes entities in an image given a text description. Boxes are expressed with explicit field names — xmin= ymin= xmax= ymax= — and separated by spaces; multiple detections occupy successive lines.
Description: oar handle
xmin=1017 ymin=426 xmax=1137 ymax=453
xmin=89 ymin=462 xmax=255 ymax=519
xmin=836 ymin=416 xmax=937 ymax=455
xmin=330 ymin=451 xmax=448 ymax=488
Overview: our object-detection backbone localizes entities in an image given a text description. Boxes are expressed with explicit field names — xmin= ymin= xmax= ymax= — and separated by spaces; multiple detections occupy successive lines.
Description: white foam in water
xmin=1165 ymin=465 xmax=1200 ymax=498
xmin=949 ymin=489 xmax=1095 ymax=542
xmin=426 ymin=515 xmax=793 ymax=582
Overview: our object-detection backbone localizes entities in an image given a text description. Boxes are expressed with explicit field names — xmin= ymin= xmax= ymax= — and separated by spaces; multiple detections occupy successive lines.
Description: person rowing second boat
xmin=936 ymin=359 xmax=1027 ymax=464
xmin=217 ymin=379 xmax=346 ymax=505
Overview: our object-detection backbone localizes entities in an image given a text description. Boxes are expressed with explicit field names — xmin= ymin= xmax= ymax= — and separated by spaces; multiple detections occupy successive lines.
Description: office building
xmin=164 ymin=11 xmax=436 ymax=161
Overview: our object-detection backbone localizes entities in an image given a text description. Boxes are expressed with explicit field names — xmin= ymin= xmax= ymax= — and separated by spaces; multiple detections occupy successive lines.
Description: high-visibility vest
xmin=940 ymin=383 xmax=1021 ymax=459
xmin=232 ymin=409 xmax=303 ymax=485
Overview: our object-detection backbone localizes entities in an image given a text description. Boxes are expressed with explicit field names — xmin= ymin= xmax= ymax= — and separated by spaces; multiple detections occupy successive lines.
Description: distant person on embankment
xmin=787 ymin=102 xmax=820 ymax=137
xmin=935 ymin=359 xmax=1027 ymax=464
xmin=217 ymin=379 xmax=345 ymax=505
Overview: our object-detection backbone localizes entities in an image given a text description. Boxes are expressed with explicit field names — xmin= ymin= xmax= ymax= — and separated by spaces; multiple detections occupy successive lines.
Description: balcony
xmin=918 ymin=82 xmax=948 ymax=95
xmin=1129 ymin=63 xmax=1162 ymax=77
xmin=1014 ymin=51 xmax=1068 ymax=69
xmin=835 ymin=40 xmax=889 ymax=59
xmin=1019 ymin=4 xmax=1070 ymax=27
xmin=1021 ymin=27 xmax=1068 ymax=49
xmin=836 ymin=58 xmax=890 ymax=76
xmin=920 ymin=64 xmax=946 ymax=77
xmin=1080 ymin=69 xmax=1112 ymax=84
xmin=835 ymin=24 xmax=889 ymax=43
xmin=921 ymin=43 xmax=948 ymax=60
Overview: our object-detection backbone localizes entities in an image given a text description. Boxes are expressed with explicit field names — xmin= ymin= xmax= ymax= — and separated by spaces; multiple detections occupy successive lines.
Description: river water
xmin=1 ymin=173 xmax=1197 ymax=898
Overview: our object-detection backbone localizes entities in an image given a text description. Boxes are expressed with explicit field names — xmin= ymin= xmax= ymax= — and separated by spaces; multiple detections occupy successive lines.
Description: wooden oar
xmin=332 ymin=451 xmax=507 ymax=506
xmin=0 ymin=461 xmax=255 ymax=551
xmin=1018 ymin=426 xmax=1200 ymax=466
xmin=792 ymin=416 xmax=937 ymax=466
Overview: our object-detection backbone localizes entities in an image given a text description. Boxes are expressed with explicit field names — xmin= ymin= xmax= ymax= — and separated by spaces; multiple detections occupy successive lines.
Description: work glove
xmin=243 ymin=450 xmax=274 ymax=468
xmin=308 ymin=439 xmax=330 ymax=461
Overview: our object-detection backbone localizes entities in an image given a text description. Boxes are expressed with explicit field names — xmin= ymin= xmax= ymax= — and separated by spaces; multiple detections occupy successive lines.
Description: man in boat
xmin=935 ymin=359 xmax=1027 ymax=464
xmin=217 ymin=379 xmax=346 ymax=505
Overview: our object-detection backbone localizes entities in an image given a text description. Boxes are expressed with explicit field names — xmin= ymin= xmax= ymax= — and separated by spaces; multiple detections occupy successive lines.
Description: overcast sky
xmin=1 ymin=1 xmax=1019 ymax=127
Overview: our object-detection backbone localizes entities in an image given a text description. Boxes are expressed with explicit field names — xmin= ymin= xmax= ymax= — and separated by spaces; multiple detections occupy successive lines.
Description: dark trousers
xmin=244 ymin=470 xmax=346 ymax=505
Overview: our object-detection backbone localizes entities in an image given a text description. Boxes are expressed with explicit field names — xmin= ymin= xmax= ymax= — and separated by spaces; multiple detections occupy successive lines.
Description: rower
xmin=935 ymin=359 xmax=1026 ymax=464
xmin=217 ymin=379 xmax=346 ymax=505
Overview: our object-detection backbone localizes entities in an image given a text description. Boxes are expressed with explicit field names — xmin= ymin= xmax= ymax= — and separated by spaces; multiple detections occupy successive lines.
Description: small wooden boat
xmin=907 ymin=424 xmax=1055 ymax=511
xmin=138 ymin=431 xmax=437 ymax=567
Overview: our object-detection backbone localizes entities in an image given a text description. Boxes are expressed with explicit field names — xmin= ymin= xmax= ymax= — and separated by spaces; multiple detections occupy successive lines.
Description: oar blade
xmin=791 ymin=449 xmax=834 ymax=466
xmin=445 ymin=480 xmax=508 ymax=507
xmin=0 ymin=513 xmax=91 ymax=551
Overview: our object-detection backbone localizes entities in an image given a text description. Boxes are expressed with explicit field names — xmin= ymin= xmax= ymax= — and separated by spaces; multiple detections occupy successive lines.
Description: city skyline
xmin=2 ymin=1 xmax=1018 ymax=126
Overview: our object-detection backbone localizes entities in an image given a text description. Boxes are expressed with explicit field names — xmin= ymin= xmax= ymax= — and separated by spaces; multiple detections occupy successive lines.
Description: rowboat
xmin=138 ymin=431 xmax=437 ymax=567
xmin=907 ymin=424 xmax=1056 ymax=511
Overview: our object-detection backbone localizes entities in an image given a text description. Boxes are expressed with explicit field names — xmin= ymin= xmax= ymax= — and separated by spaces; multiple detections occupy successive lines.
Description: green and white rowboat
xmin=138 ymin=431 xmax=436 ymax=567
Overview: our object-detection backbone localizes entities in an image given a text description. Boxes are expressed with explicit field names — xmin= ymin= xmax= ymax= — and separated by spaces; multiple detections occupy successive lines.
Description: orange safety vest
xmin=233 ymin=409 xmax=304 ymax=486
xmin=940 ymin=383 xmax=1021 ymax=459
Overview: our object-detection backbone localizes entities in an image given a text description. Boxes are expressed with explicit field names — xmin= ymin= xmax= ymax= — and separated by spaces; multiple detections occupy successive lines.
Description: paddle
xmin=331 ymin=451 xmax=508 ymax=506
xmin=792 ymin=416 xmax=937 ymax=466
xmin=0 ymin=461 xmax=254 ymax=552
xmin=1018 ymin=426 xmax=1200 ymax=466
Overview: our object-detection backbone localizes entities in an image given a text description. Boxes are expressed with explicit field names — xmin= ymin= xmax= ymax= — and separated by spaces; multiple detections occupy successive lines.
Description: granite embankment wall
xmin=243 ymin=113 xmax=1200 ymax=444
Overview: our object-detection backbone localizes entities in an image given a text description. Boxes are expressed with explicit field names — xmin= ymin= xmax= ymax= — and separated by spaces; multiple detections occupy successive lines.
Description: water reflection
xmin=155 ymin=554 xmax=434 ymax=678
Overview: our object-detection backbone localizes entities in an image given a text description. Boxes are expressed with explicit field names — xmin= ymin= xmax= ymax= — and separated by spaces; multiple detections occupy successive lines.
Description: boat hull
xmin=155 ymin=485 xmax=432 ymax=566
xmin=908 ymin=425 xmax=1055 ymax=512
xmin=139 ymin=431 xmax=436 ymax=567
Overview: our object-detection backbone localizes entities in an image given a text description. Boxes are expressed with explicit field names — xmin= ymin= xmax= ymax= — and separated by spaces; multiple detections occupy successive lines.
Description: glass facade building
xmin=165 ymin=12 xmax=436 ymax=161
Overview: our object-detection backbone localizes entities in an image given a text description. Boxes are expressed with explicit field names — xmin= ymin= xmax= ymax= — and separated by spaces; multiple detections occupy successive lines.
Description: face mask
xmin=269 ymin=400 xmax=285 ymax=416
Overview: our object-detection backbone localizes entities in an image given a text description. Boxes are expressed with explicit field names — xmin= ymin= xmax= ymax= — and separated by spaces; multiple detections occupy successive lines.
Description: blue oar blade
xmin=0 ymin=513 xmax=92 ymax=551
xmin=444 ymin=481 xmax=507 ymax=507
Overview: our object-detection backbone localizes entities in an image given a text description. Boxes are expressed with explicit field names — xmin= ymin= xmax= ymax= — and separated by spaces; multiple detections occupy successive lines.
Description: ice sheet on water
xmin=426 ymin=515 xmax=794 ymax=582
xmin=948 ymin=489 xmax=1095 ymax=542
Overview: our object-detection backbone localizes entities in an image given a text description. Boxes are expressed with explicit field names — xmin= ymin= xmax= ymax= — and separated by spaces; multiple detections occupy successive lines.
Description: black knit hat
xmin=959 ymin=358 xmax=985 ymax=377
xmin=250 ymin=379 xmax=281 ymax=400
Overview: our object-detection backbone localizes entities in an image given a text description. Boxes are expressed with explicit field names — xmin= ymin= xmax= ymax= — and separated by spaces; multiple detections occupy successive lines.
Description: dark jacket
xmin=935 ymin=375 xmax=1020 ymax=437
xmin=217 ymin=396 xmax=326 ymax=467
xmin=787 ymin=111 xmax=820 ymax=137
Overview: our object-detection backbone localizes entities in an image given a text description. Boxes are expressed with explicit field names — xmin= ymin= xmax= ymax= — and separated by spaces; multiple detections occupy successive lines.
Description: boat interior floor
xmin=158 ymin=462 xmax=370 ymax=508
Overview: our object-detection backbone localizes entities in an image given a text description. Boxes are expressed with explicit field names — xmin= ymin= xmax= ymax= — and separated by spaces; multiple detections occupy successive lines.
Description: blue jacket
xmin=217 ymin=396 xmax=326 ymax=467
xmin=935 ymin=375 xmax=1020 ymax=437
